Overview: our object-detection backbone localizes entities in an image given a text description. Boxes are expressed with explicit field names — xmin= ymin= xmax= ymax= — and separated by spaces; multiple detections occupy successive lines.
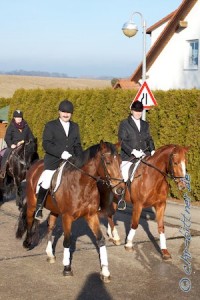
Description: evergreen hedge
xmin=1 ymin=88 xmax=199 ymax=201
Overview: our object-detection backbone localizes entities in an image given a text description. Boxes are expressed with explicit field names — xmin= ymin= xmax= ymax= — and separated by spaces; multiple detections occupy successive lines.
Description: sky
xmin=0 ymin=0 xmax=182 ymax=78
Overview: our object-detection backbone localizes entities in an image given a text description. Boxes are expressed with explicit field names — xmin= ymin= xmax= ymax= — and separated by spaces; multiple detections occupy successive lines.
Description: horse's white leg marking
xmin=159 ymin=232 xmax=167 ymax=249
xmin=99 ymin=245 xmax=110 ymax=277
xmin=46 ymin=240 xmax=54 ymax=258
xmin=112 ymin=227 xmax=120 ymax=241
xmin=107 ymin=224 xmax=120 ymax=241
xmin=125 ymin=228 xmax=136 ymax=248
xmin=63 ymin=247 xmax=70 ymax=266
xmin=181 ymin=161 xmax=186 ymax=177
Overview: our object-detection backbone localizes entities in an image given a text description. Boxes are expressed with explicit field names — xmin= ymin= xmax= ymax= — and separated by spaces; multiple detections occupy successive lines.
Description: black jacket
xmin=118 ymin=115 xmax=155 ymax=161
xmin=5 ymin=120 xmax=35 ymax=147
xmin=42 ymin=119 xmax=83 ymax=170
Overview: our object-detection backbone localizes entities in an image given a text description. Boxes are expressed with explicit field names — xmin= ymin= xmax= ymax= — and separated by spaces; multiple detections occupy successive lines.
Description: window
xmin=184 ymin=39 xmax=199 ymax=70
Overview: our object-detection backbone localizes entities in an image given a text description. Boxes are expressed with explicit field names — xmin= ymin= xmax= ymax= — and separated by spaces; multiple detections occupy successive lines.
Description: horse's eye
xmin=173 ymin=162 xmax=178 ymax=166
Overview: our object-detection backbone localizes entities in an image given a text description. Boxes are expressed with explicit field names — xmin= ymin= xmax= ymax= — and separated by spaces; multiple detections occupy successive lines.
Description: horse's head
xmin=24 ymin=138 xmax=39 ymax=167
xmin=98 ymin=140 xmax=125 ymax=196
xmin=169 ymin=145 xmax=189 ymax=190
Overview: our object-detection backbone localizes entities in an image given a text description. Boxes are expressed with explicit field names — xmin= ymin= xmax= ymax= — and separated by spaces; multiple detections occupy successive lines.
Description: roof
xmin=114 ymin=0 xmax=198 ymax=89
xmin=130 ymin=0 xmax=198 ymax=83
xmin=113 ymin=79 xmax=140 ymax=90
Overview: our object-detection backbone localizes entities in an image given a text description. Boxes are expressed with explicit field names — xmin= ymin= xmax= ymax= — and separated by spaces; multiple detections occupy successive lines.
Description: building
xmin=115 ymin=0 xmax=200 ymax=91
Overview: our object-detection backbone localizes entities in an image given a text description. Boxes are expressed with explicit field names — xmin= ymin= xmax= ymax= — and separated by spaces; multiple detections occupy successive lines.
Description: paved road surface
xmin=0 ymin=198 xmax=199 ymax=300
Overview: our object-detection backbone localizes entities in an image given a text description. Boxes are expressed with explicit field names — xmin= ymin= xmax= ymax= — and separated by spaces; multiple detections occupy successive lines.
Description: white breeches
xmin=120 ymin=161 xmax=133 ymax=182
xmin=36 ymin=169 xmax=56 ymax=192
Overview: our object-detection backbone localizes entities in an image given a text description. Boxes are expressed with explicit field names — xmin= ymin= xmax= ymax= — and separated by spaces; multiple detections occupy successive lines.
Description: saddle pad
xmin=129 ymin=159 xmax=141 ymax=182
xmin=53 ymin=161 xmax=67 ymax=192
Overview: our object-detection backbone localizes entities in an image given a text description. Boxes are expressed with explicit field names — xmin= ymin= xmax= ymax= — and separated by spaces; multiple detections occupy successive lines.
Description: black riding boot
xmin=34 ymin=186 xmax=48 ymax=221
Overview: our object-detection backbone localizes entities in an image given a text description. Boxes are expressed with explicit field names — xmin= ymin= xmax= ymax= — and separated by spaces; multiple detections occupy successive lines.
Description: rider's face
xmin=59 ymin=111 xmax=72 ymax=122
xmin=14 ymin=117 xmax=23 ymax=124
xmin=131 ymin=110 xmax=142 ymax=120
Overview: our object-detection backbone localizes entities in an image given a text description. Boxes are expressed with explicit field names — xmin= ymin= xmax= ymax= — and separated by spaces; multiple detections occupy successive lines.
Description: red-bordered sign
xmin=132 ymin=81 xmax=158 ymax=109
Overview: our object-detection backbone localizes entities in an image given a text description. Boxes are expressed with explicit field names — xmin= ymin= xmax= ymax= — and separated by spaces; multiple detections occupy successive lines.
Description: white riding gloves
xmin=151 ymin=150 xmax=155 ymax=156
xmin=61 ymin=151 xmax=72 ymax=160
xmin=131 ymin=149 xmax=145 ymax=158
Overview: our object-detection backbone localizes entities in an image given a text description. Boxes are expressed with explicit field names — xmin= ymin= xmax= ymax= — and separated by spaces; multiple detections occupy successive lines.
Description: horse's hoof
xmin=124 ymin=245 xmax=134 ymax=252
xmin=100 ymin=274 xmax=111 ymax=283
xmin=109 ymin=238 xmax=121 ymax=246
xmin=47 ymin=256 xmax=56 ymax=264
xmin=23 ymin=240 xmax=31 ymax=249
xmin=63 ymin=265 xmax=73 ymax=276
xmin=161 ymin=249 xmax=172 ymax=260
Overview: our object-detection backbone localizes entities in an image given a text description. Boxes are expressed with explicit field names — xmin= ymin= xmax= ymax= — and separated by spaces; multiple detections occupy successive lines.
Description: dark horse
xmin=16 ymin=141 xmax=124 ymax=282
xmin=99 ymin=144 xmax=189 ymax=260
xmin=0 ymin=139 xmax=38 ymax=208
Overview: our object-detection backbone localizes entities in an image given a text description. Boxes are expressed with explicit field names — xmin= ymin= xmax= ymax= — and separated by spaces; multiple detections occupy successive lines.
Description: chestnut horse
xmin=0 ymin=139 xmax=38 ymax=208
xmin=99 ymin=144 xmax=189 ymax=259
xmin=16 ymin=141 xmax=124 ymax=282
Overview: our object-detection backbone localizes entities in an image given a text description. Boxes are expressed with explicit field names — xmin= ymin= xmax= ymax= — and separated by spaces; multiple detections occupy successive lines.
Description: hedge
xmin=1 ymin=88 xmax=199 ymax=201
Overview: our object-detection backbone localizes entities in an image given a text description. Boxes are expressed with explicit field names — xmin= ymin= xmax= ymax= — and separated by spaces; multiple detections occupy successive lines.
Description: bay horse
xmin=99 ymin=144 xmax=189 ymax=260
xmin=16 ymin=141 xmax=124 ymax=282
xmin=0 ymin=139 xmax=38 ymax=208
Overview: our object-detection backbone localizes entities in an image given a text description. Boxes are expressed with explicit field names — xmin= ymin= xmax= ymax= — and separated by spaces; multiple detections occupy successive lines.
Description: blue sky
xmin=0 ymin=0 xmax=182 ymax=78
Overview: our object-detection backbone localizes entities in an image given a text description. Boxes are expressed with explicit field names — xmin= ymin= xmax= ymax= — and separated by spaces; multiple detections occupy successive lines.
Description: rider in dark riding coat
xmin=34 ymin=99 xmax=83 ymax=220
xmin=0 ymin=110 xmax=35 ymax=178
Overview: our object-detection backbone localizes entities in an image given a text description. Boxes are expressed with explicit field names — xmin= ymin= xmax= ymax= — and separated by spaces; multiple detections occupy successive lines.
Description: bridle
xmin=100 ymin=151 xmax=124 ymax=189
xmin=140 ymin=148 xmax=186 ymax=182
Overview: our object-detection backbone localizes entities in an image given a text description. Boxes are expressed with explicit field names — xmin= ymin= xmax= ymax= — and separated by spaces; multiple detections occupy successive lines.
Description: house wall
xmin=147 ymin=1 xmax=200 ymax=90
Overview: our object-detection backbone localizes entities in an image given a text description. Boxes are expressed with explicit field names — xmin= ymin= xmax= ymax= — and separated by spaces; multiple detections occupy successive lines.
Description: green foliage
xmin=4 ymin=87 xmax=200 ymax=201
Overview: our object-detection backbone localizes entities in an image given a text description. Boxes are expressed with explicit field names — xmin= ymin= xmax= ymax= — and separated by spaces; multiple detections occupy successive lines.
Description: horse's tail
xmin=16 ymin=202 xmax=28 ymax=239
xmin=16 ymin=200 xmax=40 ymax=248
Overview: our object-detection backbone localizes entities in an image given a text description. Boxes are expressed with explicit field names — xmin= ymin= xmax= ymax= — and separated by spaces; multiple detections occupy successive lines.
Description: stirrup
xmin=34 ymin=207 xmax=43 ymax=220
xmin=117 ymin=198 xmax=126 ymax=211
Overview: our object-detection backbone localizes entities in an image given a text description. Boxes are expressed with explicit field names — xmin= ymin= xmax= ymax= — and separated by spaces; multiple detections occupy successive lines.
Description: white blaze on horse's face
xmin=181 ymin=160 xmax=186 ymax=177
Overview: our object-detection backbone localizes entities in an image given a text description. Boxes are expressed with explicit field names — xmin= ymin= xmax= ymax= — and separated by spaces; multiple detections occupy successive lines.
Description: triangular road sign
xmin=132 ymin=81 xmax=158 ymax=109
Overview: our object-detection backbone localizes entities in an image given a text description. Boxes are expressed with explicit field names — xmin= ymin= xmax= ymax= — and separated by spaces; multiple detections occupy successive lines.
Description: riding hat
xmin=58 ymin=100 xmax=74 ymax=113
xmin=130 ymin=101 xmax=143 ymax=112
xmin=13 ymin=110 xmax=23 ymax=118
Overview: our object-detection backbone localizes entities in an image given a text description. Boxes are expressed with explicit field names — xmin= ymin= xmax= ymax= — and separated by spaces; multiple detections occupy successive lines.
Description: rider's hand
xmin=17 ymin=140 xmax=24 ymax=147
xmin=131 ymin=149 xmax=144 ymax=158
xmin=61 ymin=151 xmax=72 ymax=160
xmin=151 ymin=150 xmax=155 ymax=156
xmin=11 ymin=144 xmax=17 ymax=149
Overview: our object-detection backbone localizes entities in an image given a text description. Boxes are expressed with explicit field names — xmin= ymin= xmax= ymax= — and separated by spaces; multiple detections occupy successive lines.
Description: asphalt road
xmin=0 ymin=197 xmax=199 ymax=300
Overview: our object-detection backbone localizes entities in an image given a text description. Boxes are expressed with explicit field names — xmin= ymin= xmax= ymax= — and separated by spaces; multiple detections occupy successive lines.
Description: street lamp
xmin=122 ymin=11 xmax=146 ymax=120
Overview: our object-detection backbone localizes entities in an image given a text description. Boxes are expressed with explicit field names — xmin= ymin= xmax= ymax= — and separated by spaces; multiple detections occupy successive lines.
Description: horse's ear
xmin=100 ymin=140 xmax=105 ymax=149
xmin=115 ymin=141 xmax=121 ymax=153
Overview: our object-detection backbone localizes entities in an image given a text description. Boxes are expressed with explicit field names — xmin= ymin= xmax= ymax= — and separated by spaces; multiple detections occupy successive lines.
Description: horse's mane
xmin=64 ymin=142 xmax=117 ymax=172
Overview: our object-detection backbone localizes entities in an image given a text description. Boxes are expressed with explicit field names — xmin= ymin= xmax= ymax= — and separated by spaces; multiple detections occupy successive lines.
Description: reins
xmin=140 ymin=150 xmax=185 ymax=181
xmin=67 ymin=151 xmax=124 ymax=187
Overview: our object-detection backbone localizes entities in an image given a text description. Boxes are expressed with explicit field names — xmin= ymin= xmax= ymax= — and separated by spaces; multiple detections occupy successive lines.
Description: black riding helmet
xmin=130 ymin=101 xmax=143 ymax=112
xmin=58 ymin=100 xmax=74 ymax=113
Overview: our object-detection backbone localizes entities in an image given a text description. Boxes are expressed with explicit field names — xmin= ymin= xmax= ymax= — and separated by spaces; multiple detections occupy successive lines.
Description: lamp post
xmin=122 ymin=11 xmax=147 ymax=120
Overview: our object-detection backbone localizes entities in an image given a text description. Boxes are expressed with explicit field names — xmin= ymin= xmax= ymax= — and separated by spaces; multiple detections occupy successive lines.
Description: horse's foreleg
xmin=46 ymin=213 xmax=57 ymax=263
xmin=125 ymin=204 xmax=142 ymax=252
xmin=155 ymin=202 xmax=172 ymax=260
xmin=107 ymin=217 xmax=121 ymax=246
xmin=86 ymin=214 xmax=111 ymax=283
xmin=62 ymin=214 xmax=73 ymax=276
